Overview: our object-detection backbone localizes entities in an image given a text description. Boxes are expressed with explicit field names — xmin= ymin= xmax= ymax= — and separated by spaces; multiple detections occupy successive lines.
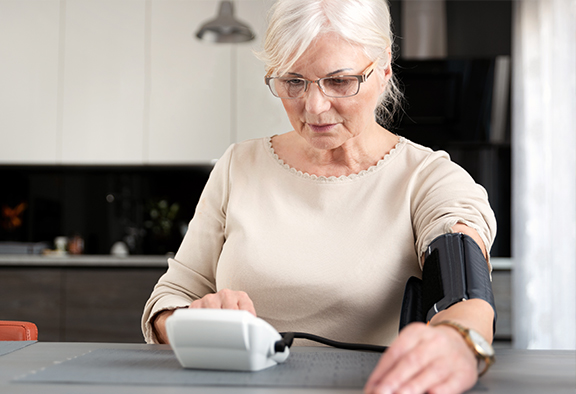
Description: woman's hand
xmin=188 ymin=289 xmax=256 ymax=315
xmin=364 ymin=322 xmax=478 ymax=394
xmin=152 ymin=289 xmax=256 ymax=344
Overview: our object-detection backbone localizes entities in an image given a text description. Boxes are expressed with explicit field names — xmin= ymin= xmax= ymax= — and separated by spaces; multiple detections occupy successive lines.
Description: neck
xmin=275 ymin=126 xmax=399 ymax=177
xmin=305 ymin=141 xmax=381 ymax=176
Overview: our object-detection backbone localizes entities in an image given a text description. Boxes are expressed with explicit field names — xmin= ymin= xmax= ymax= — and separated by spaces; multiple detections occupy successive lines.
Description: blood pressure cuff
xmin=399 ymin=233 xmax=497 ymax=333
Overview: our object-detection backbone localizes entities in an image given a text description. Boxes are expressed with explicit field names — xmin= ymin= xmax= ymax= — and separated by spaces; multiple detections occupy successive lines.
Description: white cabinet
xmin=0 ymin=0 xmax=60 ymax=164
xmin=235 ymin=1 xmax=293 ymax=143
xmin=146 ymin=0 xmax=291 ymax=163
xmin=147 ymin=1 xmax=232 ymax=164
xmin=60 ymin=0 xmax=146 ymax=164
xmin=0 ymin=0 xmax=289 ymax=165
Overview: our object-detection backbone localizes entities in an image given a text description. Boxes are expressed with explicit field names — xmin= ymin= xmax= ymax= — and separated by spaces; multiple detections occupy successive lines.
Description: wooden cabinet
xmin=492 ymin=270 xmax=512 ymax=341
xmin=0 ymin=265 xmax=165 ymax=343
xmin=0 ymin=268 xmax=62 ymax=340
xmin=0 ymin=262 xmax=512 ymax=343
xmin=62 ymin=268 xmax=164 ymax=342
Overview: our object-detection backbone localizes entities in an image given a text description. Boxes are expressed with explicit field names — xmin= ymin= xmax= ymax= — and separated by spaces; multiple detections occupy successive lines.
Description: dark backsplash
xmin=1 ymin=165 xmax=212 ymax=255
xmin=388 ymin=58 xmax=511 ymax=257
xmin=1 ymin=148 xmax=510 ymax=258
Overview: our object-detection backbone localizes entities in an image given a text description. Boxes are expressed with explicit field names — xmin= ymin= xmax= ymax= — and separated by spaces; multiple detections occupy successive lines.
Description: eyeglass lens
xmin=271 ymin=77 xmax=360 ymax=98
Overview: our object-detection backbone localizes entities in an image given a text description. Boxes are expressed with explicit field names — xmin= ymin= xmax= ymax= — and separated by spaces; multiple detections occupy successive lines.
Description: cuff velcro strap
xmin=422 ymin=233 xmax=497 ymax=332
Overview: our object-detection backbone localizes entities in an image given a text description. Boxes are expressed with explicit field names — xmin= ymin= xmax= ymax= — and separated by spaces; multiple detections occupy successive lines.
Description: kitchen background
xmin=1 ymin=0 xmax=573 ymax=350
xmin=0 ymin=0 xmax=512 ymax=258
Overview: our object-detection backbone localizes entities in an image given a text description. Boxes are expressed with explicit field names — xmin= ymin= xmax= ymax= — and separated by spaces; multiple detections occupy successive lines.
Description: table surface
xmin=0 ymin=342 xmax=574 ymax=394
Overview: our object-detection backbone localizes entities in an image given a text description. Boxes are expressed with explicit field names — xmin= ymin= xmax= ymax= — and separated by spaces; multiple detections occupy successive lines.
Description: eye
xmin=283 ymin=78 xmax=306 ymax=87
xmin=324 ymin=77 xmax=354 ymax=87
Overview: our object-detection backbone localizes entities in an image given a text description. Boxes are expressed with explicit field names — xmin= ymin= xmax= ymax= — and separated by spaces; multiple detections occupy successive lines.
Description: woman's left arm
xmin=364 ymin=224 xmax=494 ymax=394
xmin=434 ymin=223 xmax=494 ymax=341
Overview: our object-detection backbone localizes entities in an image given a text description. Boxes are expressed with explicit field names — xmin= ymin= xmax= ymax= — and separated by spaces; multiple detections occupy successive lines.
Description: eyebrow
xmin=286 ymin=68 xmax=354 ymax=78
xmin=327 ymin=68 xmax=354 ymax=76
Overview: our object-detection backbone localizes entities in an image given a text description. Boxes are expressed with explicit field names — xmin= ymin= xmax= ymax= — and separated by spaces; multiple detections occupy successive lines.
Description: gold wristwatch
xmin=434 ymin=321 xmax=495 ymax=376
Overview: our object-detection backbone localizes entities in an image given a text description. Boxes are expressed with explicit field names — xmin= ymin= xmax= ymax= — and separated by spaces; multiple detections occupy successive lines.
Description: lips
xmin=308 ymin=123 xmax=337 ymax=133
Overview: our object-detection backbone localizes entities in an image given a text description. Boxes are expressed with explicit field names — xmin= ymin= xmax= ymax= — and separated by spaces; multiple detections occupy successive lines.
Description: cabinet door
xmin=0 ymin=1 xmax=60 ymax=164
xmin=235 ymin=0 xmax=292 ymax=143
xmin=492 ymin=270 xmax=512 ymax=340
xmin=63 ymin=267 xmax=165 ymax=343
xmin=146 ymin=0 xmax=232 ymax=164
xmin=60 ymin=0 xmax=146 ymax=164
xmin=0 ymin=268 xmax=62 ymax=341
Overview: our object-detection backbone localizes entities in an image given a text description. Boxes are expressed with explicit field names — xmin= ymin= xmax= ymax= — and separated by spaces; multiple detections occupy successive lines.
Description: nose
xmin=304 ymin=82 xmax=331 ymax=115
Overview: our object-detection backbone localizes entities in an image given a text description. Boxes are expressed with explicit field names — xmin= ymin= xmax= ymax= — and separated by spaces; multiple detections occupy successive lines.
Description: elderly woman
xmin=142 ymin=0 xmax=497 ymax=393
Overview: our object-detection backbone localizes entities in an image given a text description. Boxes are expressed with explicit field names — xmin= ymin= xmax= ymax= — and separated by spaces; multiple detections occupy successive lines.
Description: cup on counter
xmin=54 ymin=236 xmax=68 ymax=254
xmin=110 ymin=241 xmax=129 ymax=257
xmin=69 ymin=235 xmax=84 ymax=255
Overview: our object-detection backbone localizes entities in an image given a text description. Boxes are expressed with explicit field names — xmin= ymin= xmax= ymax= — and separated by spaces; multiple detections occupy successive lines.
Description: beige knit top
xmin=142 ymin=137 xmax=496 ymax=346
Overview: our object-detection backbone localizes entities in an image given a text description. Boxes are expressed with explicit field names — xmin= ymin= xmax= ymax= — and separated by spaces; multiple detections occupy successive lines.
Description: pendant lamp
xmin=195 ymin=0 xmax=255 ymax=43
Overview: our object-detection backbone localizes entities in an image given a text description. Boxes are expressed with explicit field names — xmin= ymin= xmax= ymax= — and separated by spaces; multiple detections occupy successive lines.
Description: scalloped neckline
xmin=267 ymin=136 xmax=406 ymax=182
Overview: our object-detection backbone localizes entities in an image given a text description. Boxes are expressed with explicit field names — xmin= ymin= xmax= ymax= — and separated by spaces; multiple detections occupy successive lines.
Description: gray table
xmin=0 ymin=342 xmax=574 ymax=393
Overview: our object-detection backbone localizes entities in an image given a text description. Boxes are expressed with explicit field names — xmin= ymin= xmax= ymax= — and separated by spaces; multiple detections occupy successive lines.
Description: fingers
xmin=399 ymin=358 xmax=452 ymax=394
xmin=365 ymin=323 xmax=432 ymax=393
xmin=364 ymin=323 xmax=478 ymax=394
xmin=237 ymin=292 xmax=257 ymax=316
xmin=189 ymin=289 xmax=256 ymax=316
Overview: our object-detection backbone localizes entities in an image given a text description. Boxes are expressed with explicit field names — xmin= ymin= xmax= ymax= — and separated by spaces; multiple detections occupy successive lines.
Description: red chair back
xmin=0 ymin=321 xmax=38 ymax=341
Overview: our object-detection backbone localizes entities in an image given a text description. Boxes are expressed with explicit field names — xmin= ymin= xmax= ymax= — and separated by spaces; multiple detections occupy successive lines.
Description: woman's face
xmin=279 ymin=33 xmax=390 ymax=151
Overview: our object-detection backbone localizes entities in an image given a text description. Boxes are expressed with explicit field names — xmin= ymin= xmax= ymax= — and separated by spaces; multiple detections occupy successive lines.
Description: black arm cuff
xmin=422 ymin=233 xmax=497 ymax=331
xmin=399 ymin=233 xmax=497 ymax=333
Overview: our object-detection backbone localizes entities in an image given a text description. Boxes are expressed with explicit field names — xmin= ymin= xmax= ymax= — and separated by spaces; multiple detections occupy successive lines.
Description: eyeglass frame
xmin=264 ymin=60 xmax=378 ymax=99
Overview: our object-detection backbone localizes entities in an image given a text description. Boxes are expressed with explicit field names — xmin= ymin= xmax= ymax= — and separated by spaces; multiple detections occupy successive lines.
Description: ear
xmin=379 ymin=47 xmax=393 ymax=94
xmin=382 ymin=47 xmax=392 ymax=89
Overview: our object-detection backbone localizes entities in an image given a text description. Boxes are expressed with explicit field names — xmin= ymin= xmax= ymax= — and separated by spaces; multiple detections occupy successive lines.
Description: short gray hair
xmin=257 ymin=0 xmax=402 ymax=126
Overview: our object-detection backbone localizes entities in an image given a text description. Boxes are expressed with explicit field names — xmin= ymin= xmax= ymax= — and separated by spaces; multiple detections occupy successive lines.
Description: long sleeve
xmin=141 ymin=137 xmax=497 ymax=346
xmin=409 ymin=148 xmax=497 ymax=265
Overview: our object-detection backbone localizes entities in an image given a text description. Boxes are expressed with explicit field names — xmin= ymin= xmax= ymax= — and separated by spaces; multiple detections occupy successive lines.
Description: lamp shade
xmin=196 ymin=1 xmax=255 ymax=43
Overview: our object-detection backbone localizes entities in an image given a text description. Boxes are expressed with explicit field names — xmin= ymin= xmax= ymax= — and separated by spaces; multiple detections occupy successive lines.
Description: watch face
xmin=469 ymin=329 xmax=495 ymax=357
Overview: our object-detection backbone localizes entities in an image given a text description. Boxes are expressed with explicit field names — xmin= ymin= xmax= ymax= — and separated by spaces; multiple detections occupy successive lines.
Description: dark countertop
xmin=0 ymin=254 xmax=169 ymax=267
xmin=0 ymin=255 xmax=511 ymax=269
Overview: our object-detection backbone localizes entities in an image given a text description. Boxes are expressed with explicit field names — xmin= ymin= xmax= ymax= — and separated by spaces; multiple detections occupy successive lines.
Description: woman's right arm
xmin=142 ymin=145 xmax=236 ymax=344
xmin=152 ymin=309 xmax=176 ymax=344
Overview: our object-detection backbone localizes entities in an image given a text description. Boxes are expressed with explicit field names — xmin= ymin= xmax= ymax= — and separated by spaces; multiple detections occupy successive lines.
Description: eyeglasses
xmin=265 ymin=61 xmax=378 ymax=99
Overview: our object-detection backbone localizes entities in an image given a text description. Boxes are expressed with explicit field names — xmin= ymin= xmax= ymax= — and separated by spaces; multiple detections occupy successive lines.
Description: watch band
xmin=433 ymin=320 xmax=495 ymax=376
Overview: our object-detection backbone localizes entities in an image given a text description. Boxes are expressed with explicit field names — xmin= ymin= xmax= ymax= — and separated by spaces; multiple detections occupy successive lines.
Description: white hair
xmin=256 ymin=0 xmax=402 ymax=125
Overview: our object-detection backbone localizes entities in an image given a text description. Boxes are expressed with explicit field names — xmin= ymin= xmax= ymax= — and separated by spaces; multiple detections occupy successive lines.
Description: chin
xmin=305 ymin=134 xmax=346 ymax=151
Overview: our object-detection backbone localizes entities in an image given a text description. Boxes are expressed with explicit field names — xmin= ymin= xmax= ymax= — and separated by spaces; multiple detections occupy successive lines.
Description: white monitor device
xmin=166 ymin=308 xmax=290 ymax=372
